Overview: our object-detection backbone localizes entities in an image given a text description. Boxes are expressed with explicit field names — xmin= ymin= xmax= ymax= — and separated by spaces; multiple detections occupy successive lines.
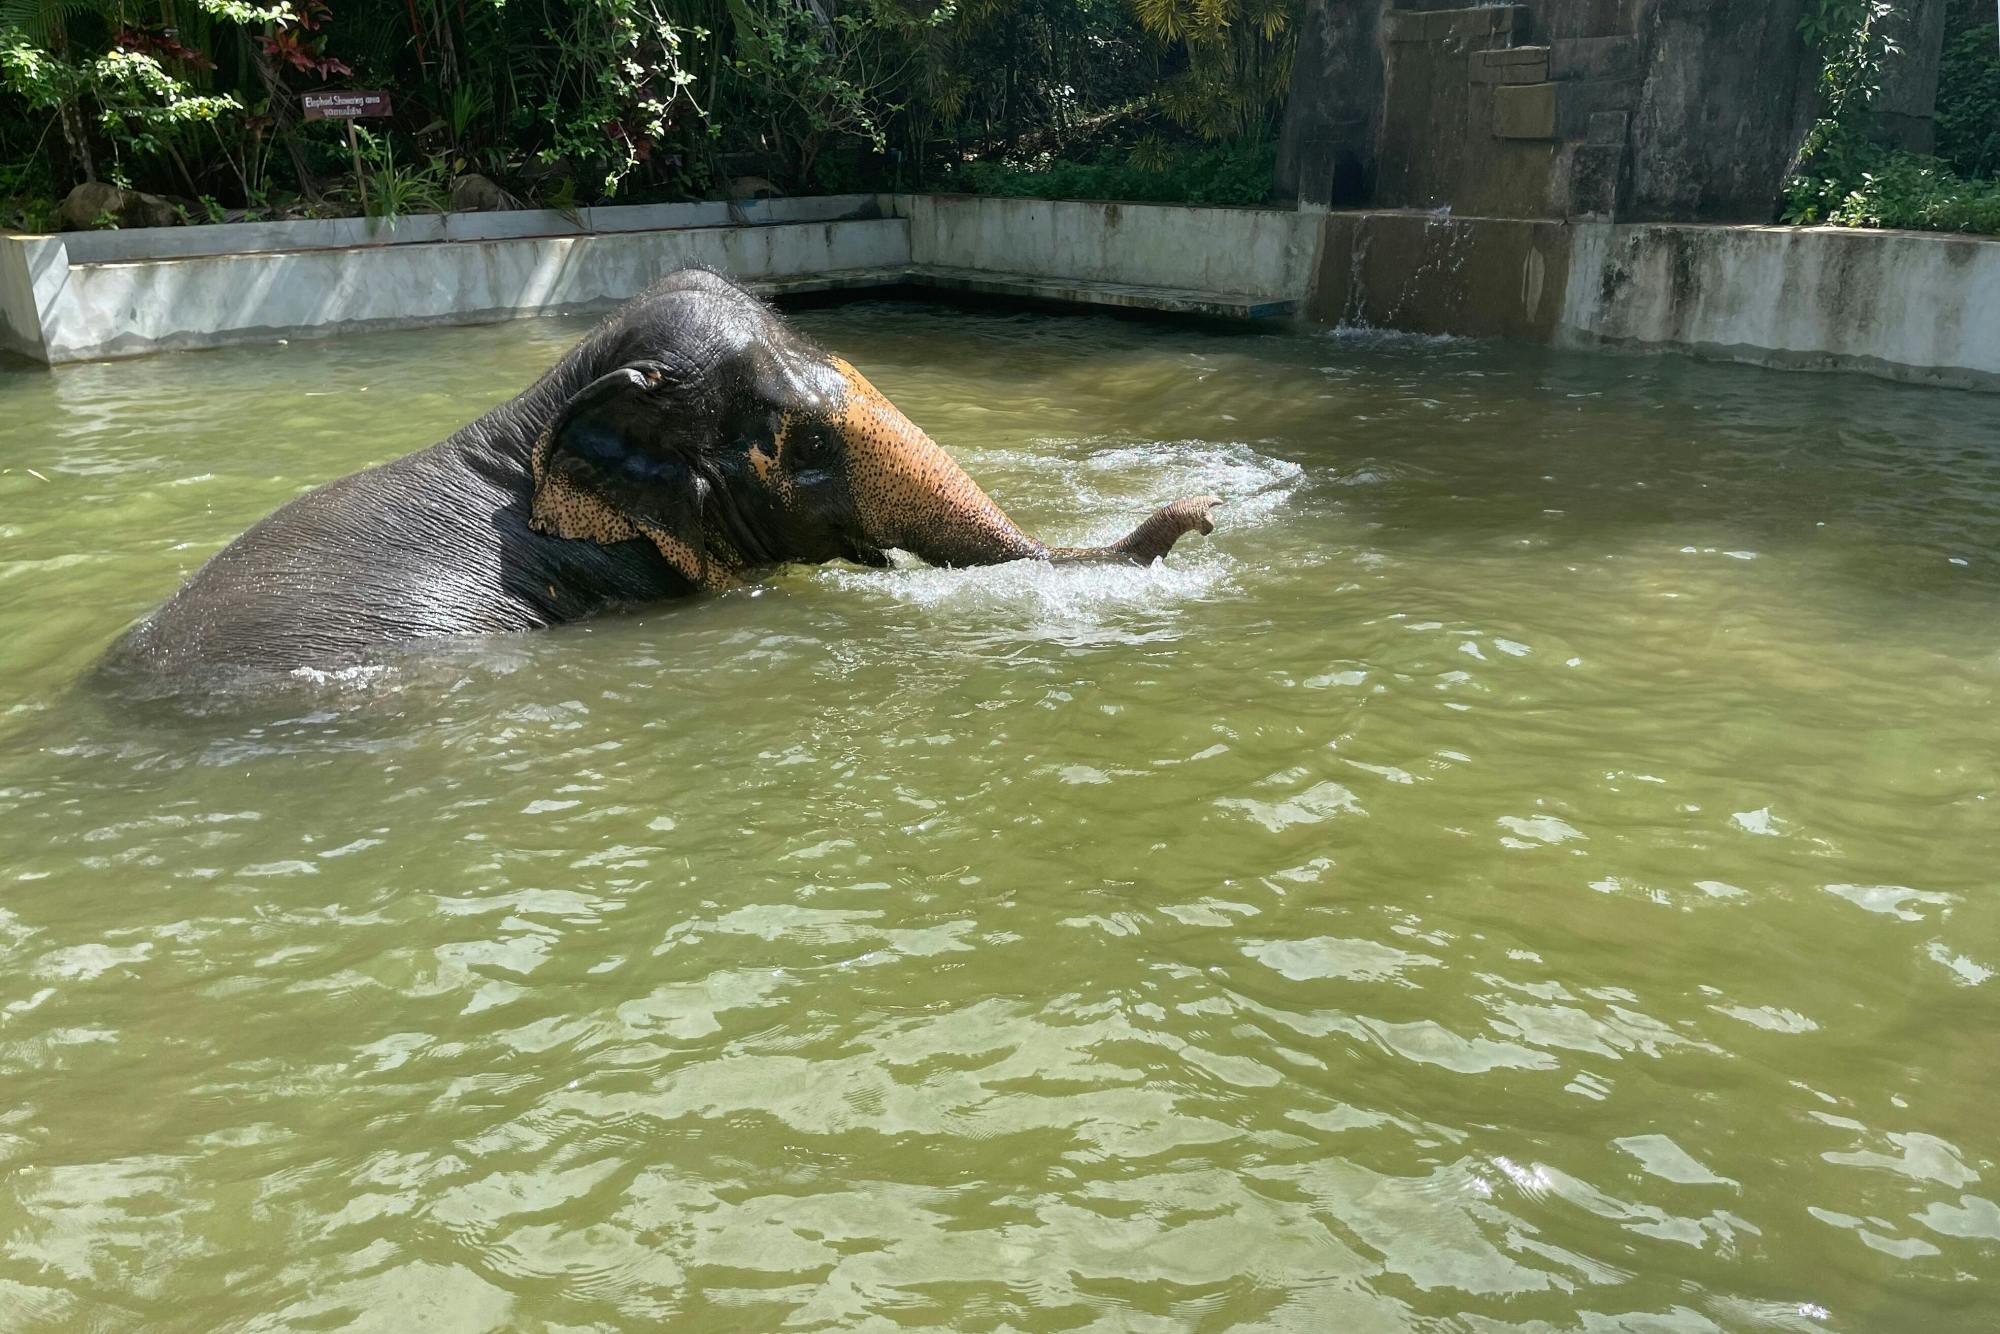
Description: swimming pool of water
xmin=1 ymin=303 xmax=1996 ymax=1330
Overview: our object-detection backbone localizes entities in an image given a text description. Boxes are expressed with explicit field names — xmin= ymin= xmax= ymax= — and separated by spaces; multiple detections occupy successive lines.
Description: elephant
xmin=101 ymin=268 xmax=1219 ymax=681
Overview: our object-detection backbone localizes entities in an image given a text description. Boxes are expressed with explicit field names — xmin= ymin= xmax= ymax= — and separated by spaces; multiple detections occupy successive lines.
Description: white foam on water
xmin=1319 ymin=323 xmax=1476 ymax=352
xmin=812 ymin=440 xmax=1303 ymax=644
xmin=286 ymin=663 xmax=398 ymax=689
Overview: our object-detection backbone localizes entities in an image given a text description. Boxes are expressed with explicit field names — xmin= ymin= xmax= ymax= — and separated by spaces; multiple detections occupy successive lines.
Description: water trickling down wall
xmin=1279 ymin=2 xmax=1996 ymax=389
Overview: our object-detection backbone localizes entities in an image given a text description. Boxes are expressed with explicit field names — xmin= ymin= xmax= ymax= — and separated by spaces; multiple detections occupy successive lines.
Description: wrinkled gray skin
xmin=101 ymin=270 xmax=1218 ymax=684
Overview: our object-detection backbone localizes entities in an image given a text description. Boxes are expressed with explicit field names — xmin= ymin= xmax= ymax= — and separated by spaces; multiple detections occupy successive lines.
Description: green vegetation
xmin=946 ymin=139 xmax=1277 ymax=207
xmin=0 ymin=0 xmax=1296 ymax=232
xmin=1786 ymin=142 xmax=2000 ymax=232
xmin=1936 ymin=0 xmax=2000 ymax=179
xmin=1785 ymin=0 xmax=2000 ymax=234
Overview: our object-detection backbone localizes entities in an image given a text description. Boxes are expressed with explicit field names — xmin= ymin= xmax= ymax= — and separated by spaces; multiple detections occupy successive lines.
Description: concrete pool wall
xmin=1560 ymin=222 xmax=2000 ymax=392
xmin=0 ymin=196 xmax=914 ymax=364
xmin=1309 ymin=209 xmax=2000 ymax=394
xmin=2 ymin=194 xmax=1995 ymax=391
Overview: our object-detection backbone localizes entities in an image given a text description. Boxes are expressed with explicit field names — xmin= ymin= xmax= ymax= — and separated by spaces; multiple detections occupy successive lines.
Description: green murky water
xmin=1 ymin=304 xmax=1997 ymax=1331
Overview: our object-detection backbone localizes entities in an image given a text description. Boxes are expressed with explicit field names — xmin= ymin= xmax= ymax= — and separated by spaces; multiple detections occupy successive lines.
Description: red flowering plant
xmin=113 ymin=28 xmax=218 ymax=72
xmin=260 ymin=2 xmax=351 ymax=81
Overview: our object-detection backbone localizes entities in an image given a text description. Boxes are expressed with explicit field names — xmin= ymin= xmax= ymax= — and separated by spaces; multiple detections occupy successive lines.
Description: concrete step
xmin=753 ymin=265 xmax=1298 ymax=320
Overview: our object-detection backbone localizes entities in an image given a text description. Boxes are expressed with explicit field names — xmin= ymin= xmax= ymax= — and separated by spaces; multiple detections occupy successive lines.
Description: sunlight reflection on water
xmin=0 ymin=302 xmax=1997 ymax=1330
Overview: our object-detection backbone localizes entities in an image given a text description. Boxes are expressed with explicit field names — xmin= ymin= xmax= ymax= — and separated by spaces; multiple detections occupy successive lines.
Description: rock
xmin=133 ymin=193 xmax=180 ymax=227
xmin=127 ymin=192 xmax=179 ymax=229
xmin=55 ymin=182 xmax=179 ymax=231
xmin=449 ymin=172 xmax=513 ymax=212
xmin=54 ymin=182 xmax=123 ymax=231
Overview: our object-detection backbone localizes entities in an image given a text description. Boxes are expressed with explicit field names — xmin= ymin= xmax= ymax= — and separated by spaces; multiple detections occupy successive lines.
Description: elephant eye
xmin=787 ymin=421 xmax=839 ymax=469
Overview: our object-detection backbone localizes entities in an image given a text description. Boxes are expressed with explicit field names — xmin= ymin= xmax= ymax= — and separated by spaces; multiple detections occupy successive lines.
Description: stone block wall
xmin=1625 ymin=0 xmax=1820 ymax=220
xmin=1306 ymin=213 xmax=1576 ymax=340
xmin=1274 ymin=0 xmax=1387 ymax=205
xmin=1279 ymin=0 xmax=1853 ymax=223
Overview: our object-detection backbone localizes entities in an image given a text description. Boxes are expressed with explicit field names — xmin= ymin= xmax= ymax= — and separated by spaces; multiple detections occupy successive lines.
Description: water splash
xmin=813 ymin=439 xmax=1303 ymax=644
xmin=1321 ymin=323 xmax=1477 ymax=351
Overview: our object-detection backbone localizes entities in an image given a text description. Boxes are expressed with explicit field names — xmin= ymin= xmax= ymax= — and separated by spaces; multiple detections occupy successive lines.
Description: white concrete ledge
xmin=902 ymin=194 xmax=1321 ymax=302
xmin=0 ymin=195 xmax=1313 ymax=364
xmin=3 ymin=194 xmax=1996 ymax=393
xmin=1560 ymin=222 xmax=2000 ymax=393
xmin=1304 ymin=208 xmax=2000 ymax=393
xmin=51 ymin=194 xmax=891 ymax=263
xmin=11 ymin=219 xmax=913 ymax=362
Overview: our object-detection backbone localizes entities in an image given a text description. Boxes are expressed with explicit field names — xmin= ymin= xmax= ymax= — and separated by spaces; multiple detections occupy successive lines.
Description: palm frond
xmin=0 ymin=0 xmax=112 ymax=45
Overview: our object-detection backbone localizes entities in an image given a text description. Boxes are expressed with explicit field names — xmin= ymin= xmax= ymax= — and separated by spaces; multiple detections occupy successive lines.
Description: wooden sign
xmin=303 ymin=92 xmax=394 ymax=217
xmin=302 ymin=91 xmax=392 ymax=121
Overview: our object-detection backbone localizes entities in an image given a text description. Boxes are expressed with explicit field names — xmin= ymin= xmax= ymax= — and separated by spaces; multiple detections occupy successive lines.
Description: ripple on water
xmin=2 ymin=304 xmax=1999 ymax=1329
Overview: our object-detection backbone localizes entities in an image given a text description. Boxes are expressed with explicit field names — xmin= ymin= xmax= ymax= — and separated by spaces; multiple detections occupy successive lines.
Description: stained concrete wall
xmin=1306 ymin=211 xmax=1575 ymax=340
xmin=1304 ymin=208 xmax=2000 ymax=392
xmin=6 ymin=195 xmax=1997 ymax=395
xmin=1561 ymin=222 xmax=2000 ymax=390
xmin=53 ymin=194 xmax=888 ymax=264
xmin=901 ymin=194 xmax=1320 ymax=300
xmin=19 ymin=218 xmax=909 ymax=362
xmin=1 ymin=196 xmax=1319 ymax=364
xmin=0 ymin=235 xmax=48 ymax=360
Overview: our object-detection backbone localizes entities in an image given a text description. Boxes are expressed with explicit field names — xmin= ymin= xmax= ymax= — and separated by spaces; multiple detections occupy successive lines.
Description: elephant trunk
xmin=1058 ymin=495 xmax=1219 ymax=565
xmin=832 ymin=359 xmax=1216 ymax=570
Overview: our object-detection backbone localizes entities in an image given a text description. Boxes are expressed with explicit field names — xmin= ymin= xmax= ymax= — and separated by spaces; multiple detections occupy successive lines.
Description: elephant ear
xmin=529 ymin=363 xmax=733 ymax=590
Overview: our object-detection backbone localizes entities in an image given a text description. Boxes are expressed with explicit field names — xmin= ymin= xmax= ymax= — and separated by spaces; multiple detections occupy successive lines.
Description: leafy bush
xmin=1935 ymin=12 xmax=1999 ymax=179
xmin=947 ymin=141 xmax=1277 ymax=207
xmin=343 ymin=127 xmax=447 ymax=219
xmin=1786 ymin=133 xmax=2000 ymax=231
xmin=1128 ymin=0 xmax=1300 ymax=143
xmin=1784 ymin=0 xmax=2000 ymax=234
xmin=0 ymin=0 xmax=1293 ymax=227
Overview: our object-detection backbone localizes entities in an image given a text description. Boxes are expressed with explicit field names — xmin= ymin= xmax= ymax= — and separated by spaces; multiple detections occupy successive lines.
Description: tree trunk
xmin=49 ymin=17 xmax=96 ymax=185
xmin=57 ymin=99 xmax=97 ymax=184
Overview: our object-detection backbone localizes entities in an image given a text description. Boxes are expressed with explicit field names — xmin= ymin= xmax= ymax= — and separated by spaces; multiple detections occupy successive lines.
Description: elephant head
xmin=526 ymin=272 xmax=1218 ymax=590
